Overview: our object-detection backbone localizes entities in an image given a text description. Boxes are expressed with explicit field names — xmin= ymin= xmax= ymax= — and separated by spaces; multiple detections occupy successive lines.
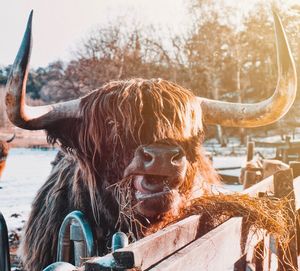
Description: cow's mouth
xmin=133 ymin=175 xmax=172 ymax=201
xmin=131 ymin=174 xmax=182 ymax=218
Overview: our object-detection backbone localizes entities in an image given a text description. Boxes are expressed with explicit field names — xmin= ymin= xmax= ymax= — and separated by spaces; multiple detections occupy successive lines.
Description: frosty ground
xmin=0 ymin=149 xmax=57 ymax=248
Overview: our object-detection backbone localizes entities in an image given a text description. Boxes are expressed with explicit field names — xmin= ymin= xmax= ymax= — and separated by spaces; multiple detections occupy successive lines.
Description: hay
xmin=182 ymin=193 xmax=295 ymax=246
xmin=105 ymin=181 xmax=298 ymax=269
xmin=109 ymin=177 xmax=296 ymax=248
xmin=109 ymin=177 xmax=146 ymax=241
xmin=179 ymin=193 xmax=298 ymax=270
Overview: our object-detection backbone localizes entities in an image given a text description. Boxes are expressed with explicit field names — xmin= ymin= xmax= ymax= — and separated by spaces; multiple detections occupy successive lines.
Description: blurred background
xmin=0 ymin=0 xmax=300 ymax=145
xmin=1 ymin=2 xmax=300 ymax=267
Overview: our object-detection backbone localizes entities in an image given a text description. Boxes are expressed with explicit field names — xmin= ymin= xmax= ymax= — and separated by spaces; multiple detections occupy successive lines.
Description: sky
xmin=0 ymin=0 xmax=298 ymax=68
xmin=0 ymin=0 xmax=190 ymax=68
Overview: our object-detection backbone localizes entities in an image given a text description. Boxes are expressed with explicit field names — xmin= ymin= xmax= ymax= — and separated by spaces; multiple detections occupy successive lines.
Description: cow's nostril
xmin=143 ymin=151 xmax=153 ymax=162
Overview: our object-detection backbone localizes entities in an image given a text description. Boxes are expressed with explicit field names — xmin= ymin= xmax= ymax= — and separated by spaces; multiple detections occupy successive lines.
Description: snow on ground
xmin=213 ymin=156 xmax=246 ymax=168
xmin=0 ymin=148 xmax=58 ymax=232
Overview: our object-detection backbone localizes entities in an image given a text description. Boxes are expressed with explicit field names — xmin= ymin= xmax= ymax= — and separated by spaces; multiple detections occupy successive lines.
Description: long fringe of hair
xmin=50 ymin=78 xmax=219 ymax=233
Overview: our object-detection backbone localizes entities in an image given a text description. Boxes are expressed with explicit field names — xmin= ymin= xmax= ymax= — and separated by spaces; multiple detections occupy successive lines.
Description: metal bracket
xmin=0 ymin=212 xmax=10 ymax=271
xmin=56 ymin=210 xmax=96 ymax=266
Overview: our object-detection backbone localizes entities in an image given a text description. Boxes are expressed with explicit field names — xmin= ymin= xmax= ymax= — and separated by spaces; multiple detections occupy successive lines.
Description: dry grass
xmin=109 ymin=177 xmax=146 ymax=241
xmin=182 ymin=193 xmax=298 ymax=270
xmin=183 ymin=193 xmax=294 ymax=246
xmin=88 ymin=180 xmax=299 ymax=270
xmin=110 ymin=177 xmax=296 ymax=249
xmin=82 ymin=188 xmax=299 ymax=270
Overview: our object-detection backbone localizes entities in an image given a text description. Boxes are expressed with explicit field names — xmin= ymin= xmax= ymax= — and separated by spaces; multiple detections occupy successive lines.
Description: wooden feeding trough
xmin=83 ymin=166 xmax=300 ymax=271
xmin=217 ymin=166 xmax=241 ymax=184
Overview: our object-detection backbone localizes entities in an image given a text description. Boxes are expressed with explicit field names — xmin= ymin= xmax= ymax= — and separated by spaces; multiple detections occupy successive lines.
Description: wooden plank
xmin=86 ymin=175 xmax=300 ymax=270
xmin=243 ymin=170 xmax=259 ymax=189
xmin=240 ymin=171 xmax=300 ymax=200
xmin=253 ymin=139 xmax=300 ymax=149
xmin=263 ymin=234 xmax=277 ymax=271
xmin=112 ymin=215 xmax=201 ymax=269
xmin=242 ymin=175 xmax=274 ymax=196
xmin=247 ymin=141 xmax=255 ymax=162
xmin=250 ymin=175 xmax=300 ymax=210
xmin=274 ymin=169 xmax=298 ymax=271
xmin=149 ymin=217 xmax=263 ymax=271
xmin=292 ymin=177 xmax=300 ymax=210
xmin=290 ymin=162 xmax=300 ymax=178
xmin=219 ymin=172 xmax=240 ymax=184
xmin=253 ymin=141 xmax=287 ymax=148
xmin=241 ymin=174 xmax=300 ymax=201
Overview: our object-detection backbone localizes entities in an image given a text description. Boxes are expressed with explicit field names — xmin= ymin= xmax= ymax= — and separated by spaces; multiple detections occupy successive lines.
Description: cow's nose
xmin=135 ymin=144 xmax=186 ymax=175
xmin=124 ymin=143 xmax=188 ymax=179
xmin=140 ymin=145 xmax=184 ymax=166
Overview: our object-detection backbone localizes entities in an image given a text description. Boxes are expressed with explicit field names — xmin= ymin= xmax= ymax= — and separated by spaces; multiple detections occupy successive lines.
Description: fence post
xmin=289 ymin=161 xmax=300 ymax=178
xmin=273 ymin=169 xmax=298 ymax=271
xmin=247 ymin=140 xmax=255 ymax=162
xmin=0 ymin=212 xmax=10 ymax=271
xmin=282 ymin=136 xmax=291 ymax=163
xmin=243 ymin=170 xmax=258 ymax=189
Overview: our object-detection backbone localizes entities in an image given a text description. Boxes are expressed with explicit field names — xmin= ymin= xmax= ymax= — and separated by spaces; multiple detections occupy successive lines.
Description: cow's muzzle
xmin=124 ymin=143 xmax=188 ymax=201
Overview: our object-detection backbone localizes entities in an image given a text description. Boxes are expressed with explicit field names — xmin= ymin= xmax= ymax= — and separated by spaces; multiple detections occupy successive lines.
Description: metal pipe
xmin=0 ymin=212 xmax=10 ymax=271
xmin=85 ymin=232 xmax=129 ymax=271
xmin=43 ymin=262 xmax=76 ymax=271
xmin=112 ymin=232 xmax=128 ymax=252
xmin=56 ymin=210 xmax=95 ymax=266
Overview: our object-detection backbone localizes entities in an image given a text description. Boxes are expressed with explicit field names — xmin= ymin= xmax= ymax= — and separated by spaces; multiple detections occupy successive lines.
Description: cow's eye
xmin=142 ymin=151 xmax=153 ymax=162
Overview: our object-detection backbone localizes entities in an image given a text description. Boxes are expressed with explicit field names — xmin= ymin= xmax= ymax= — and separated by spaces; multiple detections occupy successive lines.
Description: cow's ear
xmin=46 ymin=118 xmax=81 ymax=151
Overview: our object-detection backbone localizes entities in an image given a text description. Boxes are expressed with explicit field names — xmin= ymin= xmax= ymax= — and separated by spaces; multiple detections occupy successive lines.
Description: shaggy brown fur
xmin=20 ymin=79 xmax=219 ymax=270
xmin=0 ymin=135 xmax=14 ymax=179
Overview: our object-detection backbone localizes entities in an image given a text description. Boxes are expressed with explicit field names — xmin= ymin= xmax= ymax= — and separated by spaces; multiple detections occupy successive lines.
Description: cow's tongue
xmin=133 ymin=175 xmax=166 ymax=194
xmin=134 ymin=175 xmax=151 ymax=194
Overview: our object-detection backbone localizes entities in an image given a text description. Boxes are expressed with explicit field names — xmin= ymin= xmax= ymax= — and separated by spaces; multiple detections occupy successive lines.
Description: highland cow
xmin=0 ymin=134 xmax=15 ymax=179
xmin=5 ymin=11 xmax=297 ymax=270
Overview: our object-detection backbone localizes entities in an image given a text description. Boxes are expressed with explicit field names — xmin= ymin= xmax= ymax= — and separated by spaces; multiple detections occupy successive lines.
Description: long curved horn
xmin=5 ymin=11 xmax=81 ymax=130
xmin=199 ymin=11 xmax=297 ymax=127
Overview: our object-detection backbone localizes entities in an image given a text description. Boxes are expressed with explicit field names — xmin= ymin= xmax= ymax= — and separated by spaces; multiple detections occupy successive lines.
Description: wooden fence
xmin=85 ymin=166 xmax=300 ymax=271
xmin=253 ymin=136 xmax=300 ymax=163
xmin=3 ymin=164 xmax=300 ymax=270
